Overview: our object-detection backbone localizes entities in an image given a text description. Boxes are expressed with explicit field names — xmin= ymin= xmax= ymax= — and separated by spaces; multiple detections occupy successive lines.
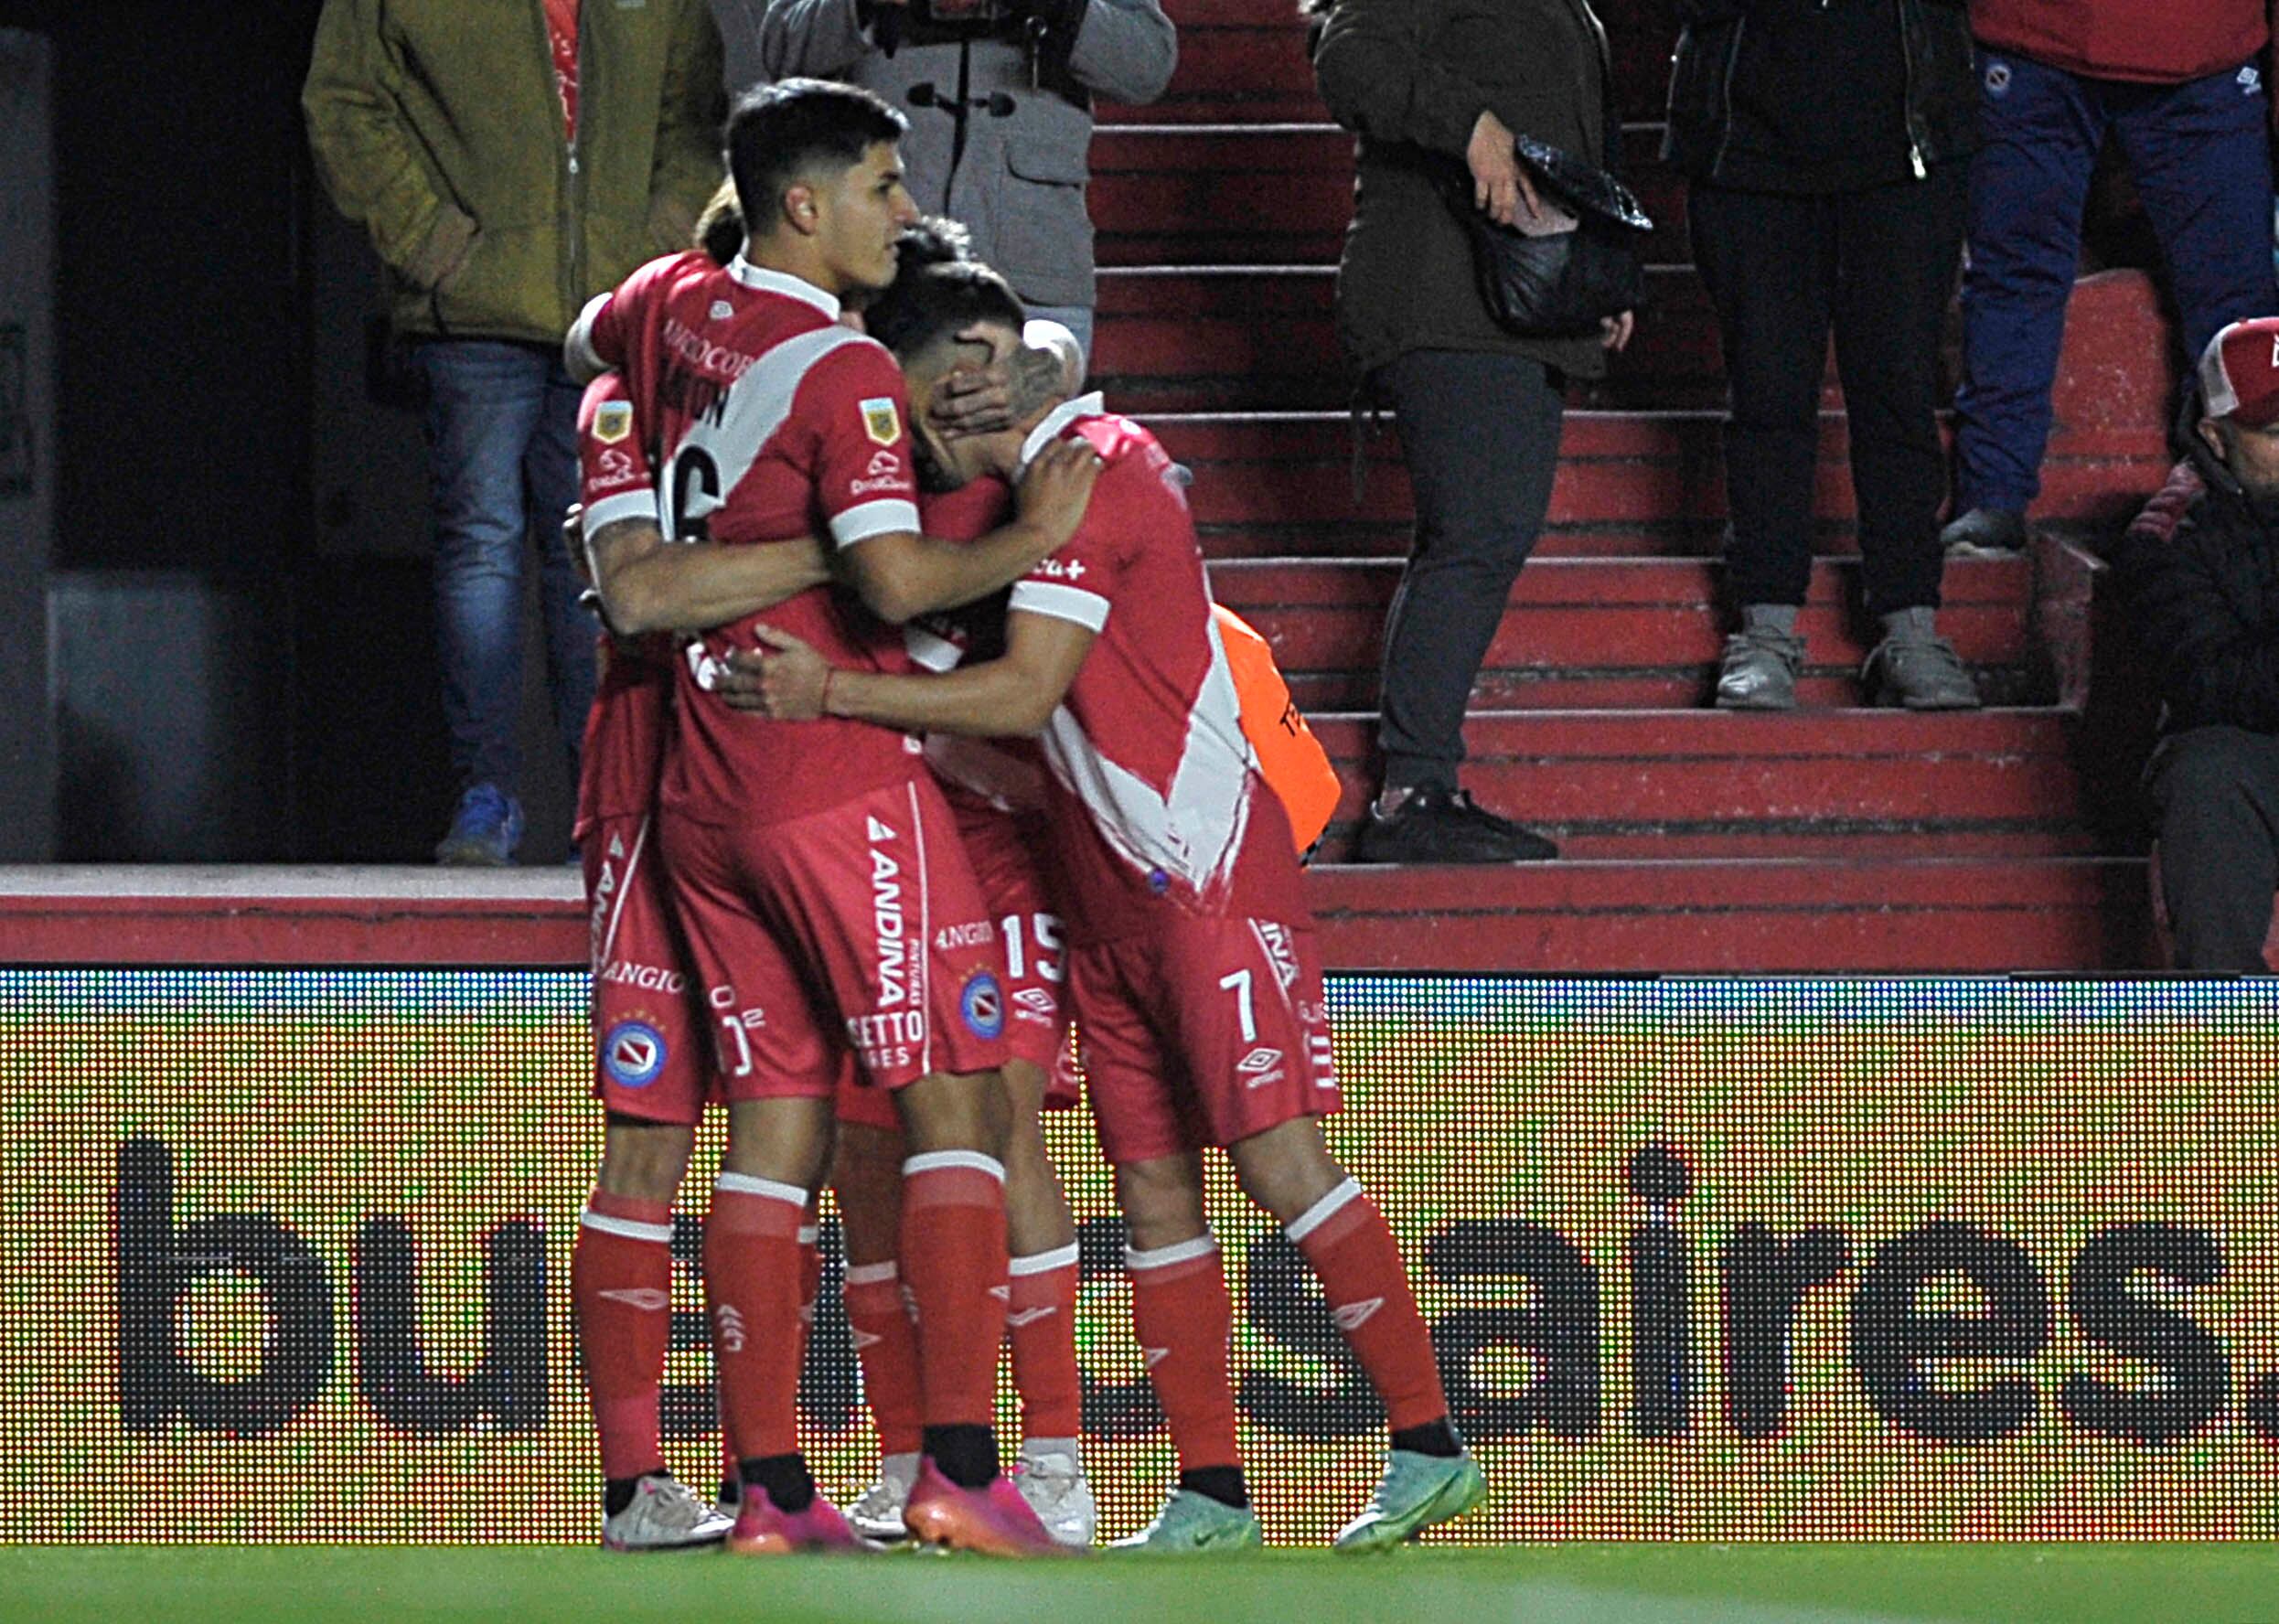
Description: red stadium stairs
xmin=1090 ymin=0 xmax=2177 ymax=973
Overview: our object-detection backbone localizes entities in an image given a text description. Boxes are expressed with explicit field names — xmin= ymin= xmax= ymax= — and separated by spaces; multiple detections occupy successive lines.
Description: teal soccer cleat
xmin=1107 ymin=1490 xmax=1264 ymax=1553
xmin=1332 ymin=1449 xmax=1488 ymax=1552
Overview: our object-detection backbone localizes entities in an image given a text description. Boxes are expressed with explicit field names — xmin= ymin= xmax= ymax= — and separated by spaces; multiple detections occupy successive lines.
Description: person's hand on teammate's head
xmin=1015 ymin=435 xmax=1106 ymax=546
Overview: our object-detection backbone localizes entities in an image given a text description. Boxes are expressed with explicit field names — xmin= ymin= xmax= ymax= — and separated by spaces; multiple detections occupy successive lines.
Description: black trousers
xmin=2152 ymin=725 xmax=2279 ymax=973
xmin=1373 ymin=348 xmax=1567 ymax=792
xmin=1689 ymin=168 xmax=1967 ymax=613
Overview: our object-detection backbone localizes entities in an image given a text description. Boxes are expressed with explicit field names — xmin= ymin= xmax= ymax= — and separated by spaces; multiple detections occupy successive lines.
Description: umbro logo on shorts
xmin=1005 ymin=1306 xmax=1058 ymax=1329
xmin=1332 ymin=1298 xmax=1384 ymax=1333
xmin=1143 ymin=1347 xmax=1170 ymax=1369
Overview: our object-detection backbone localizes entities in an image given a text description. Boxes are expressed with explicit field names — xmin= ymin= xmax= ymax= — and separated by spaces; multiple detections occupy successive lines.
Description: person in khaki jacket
xmin=305 ymin=0 xmax=723 ymax=866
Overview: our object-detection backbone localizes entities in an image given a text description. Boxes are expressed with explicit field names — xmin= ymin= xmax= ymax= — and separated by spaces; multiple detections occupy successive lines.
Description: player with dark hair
xmin=730 ymin=244 xmax=1488 ymax=1552
xmin=567 ymin=77 xmax=1100 ymax=1556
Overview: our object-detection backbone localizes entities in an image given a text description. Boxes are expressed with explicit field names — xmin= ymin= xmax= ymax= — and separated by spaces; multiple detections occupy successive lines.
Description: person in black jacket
xmin=2111 ymin=317 xmax=2279 ymax=972
xmin=1664 ymin=0 xmax=1981 ymax=711
xmin=1311 ymin=0 xmax=1633 ymax=864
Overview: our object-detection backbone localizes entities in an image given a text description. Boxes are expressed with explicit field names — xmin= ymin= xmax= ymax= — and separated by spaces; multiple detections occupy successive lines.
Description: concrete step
xmin=1298 ymin=707 xmax=2096 ymax=846
xmin=1091 ymin=122 xmax=1686 ymax=269
xmin=1304 ymin=855 xmax=2150 ymax=971
xmin=1105 ymin=0 xmax=1683 ymax=123
xmin=1209 ymin=554 xmax=2044 ymax=707
xmin=1143 ymin=411 xmax=2176 ymax=546
xmin=1094 ymin=264 xmax=1727 ymax=411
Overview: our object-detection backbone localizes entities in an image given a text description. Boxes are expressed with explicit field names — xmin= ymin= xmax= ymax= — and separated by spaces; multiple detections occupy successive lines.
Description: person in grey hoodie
xmin=741 ymin=0 xmax=1176 ymax=357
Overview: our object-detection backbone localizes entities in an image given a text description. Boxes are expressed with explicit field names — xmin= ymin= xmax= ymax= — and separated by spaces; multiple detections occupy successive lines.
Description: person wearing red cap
xmin=2109 ymin=316 xmax=2279 ymax=970
xmin=1942 ymin=0 xmax=2279 ymax=559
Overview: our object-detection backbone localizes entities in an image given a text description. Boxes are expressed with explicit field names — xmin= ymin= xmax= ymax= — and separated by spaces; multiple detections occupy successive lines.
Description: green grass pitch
xmin=5 ymin=1545 xmax=2278 ymax=1624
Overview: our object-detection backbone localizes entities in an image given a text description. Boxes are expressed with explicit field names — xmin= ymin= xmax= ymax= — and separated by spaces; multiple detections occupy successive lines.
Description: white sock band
xmin=1123 ymin=1233 xmax=1221 ymax=1273
xmin=902 ymin=1149 xmax=1007 ymax=1182
xmin=1010 ymin=1242 xmax=1082 ymax=1277
xmin=1285 ymin=1178 xmax=1364 ymax=1245
xmin=714 ymin=1170 xmax=809 ymax=1209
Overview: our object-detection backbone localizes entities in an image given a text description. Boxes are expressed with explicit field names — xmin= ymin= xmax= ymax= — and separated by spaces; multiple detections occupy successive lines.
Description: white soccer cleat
xmin=1014 ymin=1444 xmax=1097 ymax=1549
xmin=848 ymin=1451 xmax=922 ymax=1544
xmin=600 ymin=1473 xmax=734 ymax=1552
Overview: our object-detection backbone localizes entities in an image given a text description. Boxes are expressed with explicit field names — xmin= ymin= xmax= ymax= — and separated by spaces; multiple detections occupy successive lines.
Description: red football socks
xmin=844 ymin=1259 xmax=925 ymax=1458
xmin=704 ymin=1172 xmax=810 ymax=1464
xmin=573 ymin=1190 xmax=674 ymax=1482
xmin=1126 ymin=1234 xmax=1241 ymax=1472
xmin=1289 ymin=1179 xmax=1449 ymax=1432
xmin=1007 ymin=1243 xmax=1084 ymax=1443
xmin=898 ymin=1152 xmax=1011 ymax=1430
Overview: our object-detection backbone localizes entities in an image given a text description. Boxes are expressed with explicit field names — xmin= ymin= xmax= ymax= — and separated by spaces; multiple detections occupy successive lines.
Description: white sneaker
xmin=1014 ymin=1444 xmax=1097 ymax=1548
xmin=848 ymin=1451 xmax=921 ymax=1544
xmin=600 ymin=1474 xmax=734 ymax=1551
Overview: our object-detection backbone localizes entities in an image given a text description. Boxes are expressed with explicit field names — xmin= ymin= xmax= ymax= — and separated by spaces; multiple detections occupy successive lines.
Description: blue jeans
xmin=1953 ymin=50 xmax=2278 ymax=513
xmin=414 ymin=339 xmax=596 ymax=797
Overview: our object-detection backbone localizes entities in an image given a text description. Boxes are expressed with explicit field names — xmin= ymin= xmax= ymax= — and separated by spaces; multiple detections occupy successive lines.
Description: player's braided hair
xmin=725 ymin=78 xmax=908 ymax=239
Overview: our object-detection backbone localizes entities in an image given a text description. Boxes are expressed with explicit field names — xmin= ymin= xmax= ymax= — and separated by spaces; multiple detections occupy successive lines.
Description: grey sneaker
xmin=1863 ymin=633 xmax=1981 ymax=710
xmin=1942 ymin=507 xmax=2028 ymax=557
xmin=1014 ymin=1446 xmax=1098 ymax=1549
xmin=848 ymin=1451 xmax=920 ymax=1544
xmin=1107 ymin=1489 xmax=1263 ymax=1553
xmin=1333 ymin=1449 xmax=1488 ymax=1552
xmin=1714 ymin=627 xmax=1806 ymax=710
xmin=600 ymin=1473 xmax=735 ymax=1552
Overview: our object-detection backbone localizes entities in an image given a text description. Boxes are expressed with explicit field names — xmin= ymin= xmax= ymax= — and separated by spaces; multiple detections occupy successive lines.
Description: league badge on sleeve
xmin=860 ymin=396 xmax=902 ymax=446
xmin=593 ymin=401 xmax=634 ymax=444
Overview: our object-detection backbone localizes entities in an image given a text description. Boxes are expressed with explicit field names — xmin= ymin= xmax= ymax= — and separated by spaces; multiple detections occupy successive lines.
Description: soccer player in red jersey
xmin=570 ymin=374 xmax=846 ymax=1550
xmin=829 ymin=465 xmax=1097 ymax=1548
xmin=733 ymin=251 xmax=1490 ymax=1552
xmin=569 ymin=80 xmax=1101 ymax=1557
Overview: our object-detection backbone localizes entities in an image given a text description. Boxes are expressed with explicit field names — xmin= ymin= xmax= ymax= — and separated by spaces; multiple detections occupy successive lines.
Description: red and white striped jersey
xmin=1002 ymin=396 xmax=1310 ymax=944
xmin=572 ymin=251 xmax=929 ymax=827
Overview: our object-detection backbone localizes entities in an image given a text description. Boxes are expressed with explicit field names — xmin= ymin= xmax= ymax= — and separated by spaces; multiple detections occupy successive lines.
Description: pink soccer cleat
xmin=724 ymin=1486 xmax=862 ymax=1555
xmin=902 ymin=1459 xmax=1069 ymax=1557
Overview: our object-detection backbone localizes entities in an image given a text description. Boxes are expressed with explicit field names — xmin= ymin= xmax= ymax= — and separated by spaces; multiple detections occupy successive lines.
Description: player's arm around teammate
xmin=722 ymin=261 xmax=1488 ymax=1552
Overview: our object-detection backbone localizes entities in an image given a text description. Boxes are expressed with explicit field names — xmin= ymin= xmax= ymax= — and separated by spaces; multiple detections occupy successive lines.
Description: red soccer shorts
xmin=1069 ymin=914 xmax=1341 ymax=1166
xmin=662 ymin=775 xmax=1009 ymax=1112
xmin=947 ymin=794 xmax=1075 ymax=1092
xmin=583 ymin=812 xmax=722 ymax=1126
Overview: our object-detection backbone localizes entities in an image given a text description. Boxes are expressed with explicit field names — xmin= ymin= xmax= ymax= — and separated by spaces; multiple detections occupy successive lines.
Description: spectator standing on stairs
xmin=2111 ymin=317 xmax=2279 ymax=974
xmin=1941 ymin=0 xmax=2278 ymax=561
xmin=1667 ymin=0 xmax=1984 ymax=712
xmin=1310 ymin=0 xmax=1635 ymax=864
xmin=743 ymin=0 xmax=1177 ymax=360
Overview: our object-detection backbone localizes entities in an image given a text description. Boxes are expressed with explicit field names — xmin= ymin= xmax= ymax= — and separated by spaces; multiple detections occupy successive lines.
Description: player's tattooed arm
xmin=927 ymin=323 xmax=1083 ymax=441
xmin=834 ymin=436 xmax=1103 ymax=625
xmin=586 ymin=517 xmax=831 ymax=636
xmin=722 ymin=609 xmax=1095 ymax=738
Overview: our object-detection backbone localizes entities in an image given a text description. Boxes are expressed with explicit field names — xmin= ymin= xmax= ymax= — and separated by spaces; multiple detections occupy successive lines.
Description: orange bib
xmin=1214 ymin=604 xmax=1343 ymax=855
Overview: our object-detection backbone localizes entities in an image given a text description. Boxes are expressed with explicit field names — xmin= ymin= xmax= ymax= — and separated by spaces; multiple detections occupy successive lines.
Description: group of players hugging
xmin=562 ymin=76 xmax=1484 ymax=1557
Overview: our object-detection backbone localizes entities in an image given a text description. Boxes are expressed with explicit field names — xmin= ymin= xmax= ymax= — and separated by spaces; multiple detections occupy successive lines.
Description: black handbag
xmin=1445 ymin=133 xmax=1651 ymax=338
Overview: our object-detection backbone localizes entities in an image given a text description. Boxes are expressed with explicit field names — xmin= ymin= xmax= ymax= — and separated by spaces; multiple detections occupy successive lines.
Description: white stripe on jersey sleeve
xmin=1009 ymin=579 xmax=1111 ymax=633
xmin=564 ymin=293 xmax=614 ymax=384
xmin=583 ymin=488 xmax=658 ymax=532
xmin=831 ymin=497 xmax=921 ymax=548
